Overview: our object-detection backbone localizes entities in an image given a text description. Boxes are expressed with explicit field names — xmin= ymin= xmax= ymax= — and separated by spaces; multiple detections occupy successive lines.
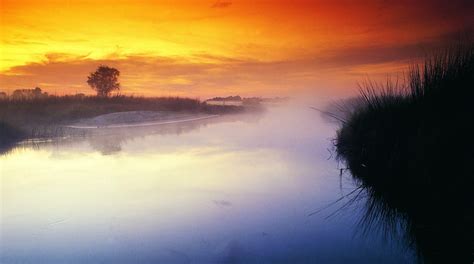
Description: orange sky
xmin=0 ymin=0 xmax=472 ymax=98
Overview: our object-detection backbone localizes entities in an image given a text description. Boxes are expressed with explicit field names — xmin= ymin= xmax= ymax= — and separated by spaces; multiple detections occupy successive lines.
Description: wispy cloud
xmin=212 ymin=0 xmax=232 ymax=8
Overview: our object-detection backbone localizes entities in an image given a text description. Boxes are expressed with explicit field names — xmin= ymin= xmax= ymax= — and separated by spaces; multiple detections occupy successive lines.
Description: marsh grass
xmin=0 ymin=95 xmax=243 ymax=124
xmin=335 ymin=43 xmax=474 ymax=263
xmin=0 ymin=95 xmax=243 ymax=148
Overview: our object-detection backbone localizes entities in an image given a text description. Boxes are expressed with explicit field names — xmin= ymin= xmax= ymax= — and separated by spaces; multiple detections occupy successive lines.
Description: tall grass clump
xmin=335 ymin=43 xmax=473 ymax=263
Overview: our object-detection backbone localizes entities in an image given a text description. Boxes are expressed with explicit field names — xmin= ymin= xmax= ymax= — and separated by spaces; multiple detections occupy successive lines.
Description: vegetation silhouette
xmin=0 ymin=65 xmax=258 ymax=151
xmin=87 ymin=65 xmax=121 ymax=97
xmin=334 ymin=43 xmax=473 ymax=263
xmin=0 ymin=94 xmax=245 ymax=154
xmin=11 ymin=87 xmax=49 ymax=100
xmin=0 ymin=121 xmax=24 ymax=154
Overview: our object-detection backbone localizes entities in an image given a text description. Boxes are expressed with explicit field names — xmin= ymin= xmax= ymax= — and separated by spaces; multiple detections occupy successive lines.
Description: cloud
xmin=43 ymin=53 xmax=92 ymax=63
xmin=0 ymin=28 xmax=471 ymax=97
xmin=212 ymin=0 xmax=232 ymax=8
xmin=0 ymin=39 xmax=46 ymax=46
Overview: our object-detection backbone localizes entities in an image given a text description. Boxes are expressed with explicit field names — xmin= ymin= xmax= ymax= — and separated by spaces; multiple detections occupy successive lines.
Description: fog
xmin=0 ymin=102 xmax=414 ymax=263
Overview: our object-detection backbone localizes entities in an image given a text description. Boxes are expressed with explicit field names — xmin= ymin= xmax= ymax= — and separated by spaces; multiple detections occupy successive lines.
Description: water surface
xmin=0 ymin=105 xmax=414 ymax=263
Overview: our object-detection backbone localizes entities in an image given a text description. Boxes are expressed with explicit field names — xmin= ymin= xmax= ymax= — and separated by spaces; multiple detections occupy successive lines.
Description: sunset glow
xmin=1 ymin=0 xmax=472 ymax=97
xmin=1 ymin=1 xmax=473 ymax=262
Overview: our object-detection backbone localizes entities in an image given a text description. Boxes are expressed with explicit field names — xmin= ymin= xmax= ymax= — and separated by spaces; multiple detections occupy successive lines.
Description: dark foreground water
xmin=0 ymin=105 xmax=415 ymax=263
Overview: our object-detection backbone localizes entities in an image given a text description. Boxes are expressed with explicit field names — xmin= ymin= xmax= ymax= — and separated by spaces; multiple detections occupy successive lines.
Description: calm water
xmin=0 ymin=105 xmax=414 ymax=263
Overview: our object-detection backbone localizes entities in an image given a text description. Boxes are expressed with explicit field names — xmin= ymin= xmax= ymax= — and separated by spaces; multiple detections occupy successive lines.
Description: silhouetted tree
xmin=87 ymin=66 xmax=120 ymax=97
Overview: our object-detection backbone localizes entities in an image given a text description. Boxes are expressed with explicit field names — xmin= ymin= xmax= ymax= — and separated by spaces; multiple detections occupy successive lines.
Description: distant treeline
xmin=0 ymin=87 xmax=50 ymax=100
xmin=206 ymin=95 xmax=289 ymax=103
xmin=207 ymin=95 xmax=243 ymax=101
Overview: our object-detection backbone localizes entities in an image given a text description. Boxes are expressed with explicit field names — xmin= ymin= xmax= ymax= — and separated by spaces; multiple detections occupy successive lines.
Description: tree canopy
xmin=87 ymin=66 xmax=120 ymax=97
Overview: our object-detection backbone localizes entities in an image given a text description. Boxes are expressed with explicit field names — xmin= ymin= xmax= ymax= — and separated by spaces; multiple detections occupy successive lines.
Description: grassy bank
xmin=0 ymin=95 xmax=244 ymax=142
xmin=335 ymin=44 xmax=473 ymax=262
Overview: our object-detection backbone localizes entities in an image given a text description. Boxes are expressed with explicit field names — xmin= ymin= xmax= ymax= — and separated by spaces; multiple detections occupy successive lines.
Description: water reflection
xmin=3 ymin=112 xmax=264 ymax=156
xmin=338 ymin=159 xmax=472 ymax=263
xmin=337 ymin=122 xmax=473 ymax=263
xmin=83 ymin=112 xmax=264 ymax=155
xmin=1 ymin=106 xmax=414 ymax=263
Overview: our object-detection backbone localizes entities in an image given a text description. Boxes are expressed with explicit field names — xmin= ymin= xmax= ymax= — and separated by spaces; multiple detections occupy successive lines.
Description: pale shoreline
xmin=64 ymin=111 xmax=219 ymax=129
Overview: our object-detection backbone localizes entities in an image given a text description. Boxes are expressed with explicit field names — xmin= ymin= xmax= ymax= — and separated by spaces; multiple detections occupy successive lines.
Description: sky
xmin=0 ymin=0 xmax=472 ymax=98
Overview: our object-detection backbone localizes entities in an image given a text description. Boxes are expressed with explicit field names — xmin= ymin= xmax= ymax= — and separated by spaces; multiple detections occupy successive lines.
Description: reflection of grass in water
xmin=335 ymin=43 xmax=473 ymax=263
xmin=0 ymin=121 xmax=25 ymax=153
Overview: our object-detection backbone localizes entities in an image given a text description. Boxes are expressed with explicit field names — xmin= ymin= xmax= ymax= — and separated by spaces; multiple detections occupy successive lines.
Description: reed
xmin=335 ymin=42 xmax=474 ymax=263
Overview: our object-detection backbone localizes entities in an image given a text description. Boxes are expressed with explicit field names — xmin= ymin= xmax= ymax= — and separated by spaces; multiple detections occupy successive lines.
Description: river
xmin=0 ymin=104 xmax=415 ymax=263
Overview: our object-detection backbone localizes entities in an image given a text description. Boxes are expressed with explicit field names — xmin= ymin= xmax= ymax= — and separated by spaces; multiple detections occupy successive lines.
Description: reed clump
xmin=335 ymin=43 xmax=474 ymax=263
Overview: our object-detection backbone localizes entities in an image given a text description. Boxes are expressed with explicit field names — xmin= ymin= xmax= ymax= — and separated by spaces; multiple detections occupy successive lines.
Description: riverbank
xmin=0 ymin=95 xmax=246 ymax=146
xmin=67 ymin=111 xmax=219 ymax=129
xmin=334 ymin=44 xmax=473 ymax=263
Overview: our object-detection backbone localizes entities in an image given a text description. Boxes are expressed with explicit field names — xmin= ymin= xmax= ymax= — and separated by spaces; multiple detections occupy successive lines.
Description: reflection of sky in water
xmin=0 ymin=106 xmax=414 ymax=263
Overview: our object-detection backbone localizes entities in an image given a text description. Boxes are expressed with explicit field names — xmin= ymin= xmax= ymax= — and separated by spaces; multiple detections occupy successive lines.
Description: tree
xmin=87 ymin=66 xmax=120 ymax=97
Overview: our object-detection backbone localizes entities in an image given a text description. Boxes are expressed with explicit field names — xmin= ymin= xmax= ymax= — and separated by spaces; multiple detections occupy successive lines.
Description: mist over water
xmin=0 ymin=103 xmax=414 ymax=263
